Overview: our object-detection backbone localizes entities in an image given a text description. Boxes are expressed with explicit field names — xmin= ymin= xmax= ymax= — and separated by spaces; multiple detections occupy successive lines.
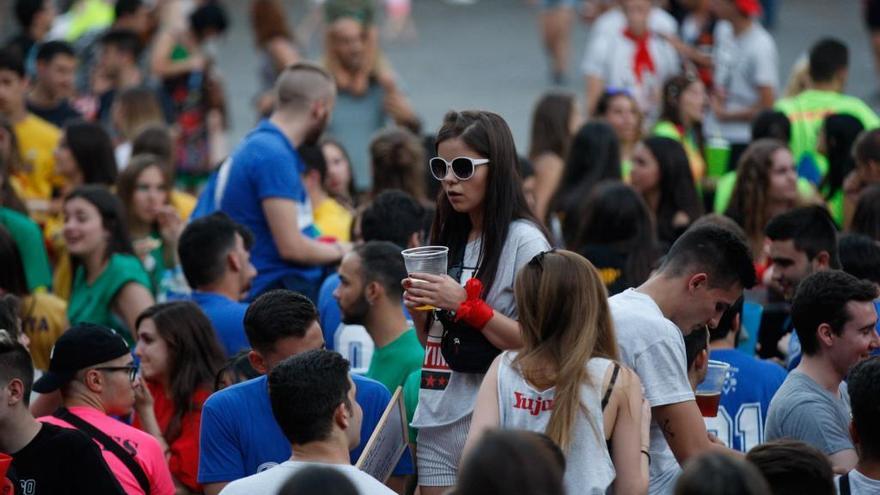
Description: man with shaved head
xmin=199 ymin=62 xmax=350 ymax=302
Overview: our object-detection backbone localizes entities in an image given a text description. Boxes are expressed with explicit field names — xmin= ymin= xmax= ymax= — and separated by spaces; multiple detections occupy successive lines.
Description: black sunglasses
xmin=429 ymin=157 xmax=489 ymax=181
xmin=94 ymin=365 xmax=139 ymax=383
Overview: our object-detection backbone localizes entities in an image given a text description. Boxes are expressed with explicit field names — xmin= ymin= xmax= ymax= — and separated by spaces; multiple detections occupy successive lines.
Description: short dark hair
xmin=660 ymin=225 xmax=757 ymax=289
xmin=809 ymin=38 xmax=848 ymax=83
xmin=99 ymin=29 xmax=143 ymax=60
xmin=792 ymin=270 xmax=877 ymax=356
xmin=298 ymin=145 xmax=327 ymax=183
xmin=765 ymin=206 xmax=840 ymax=268
xmin=709 ymin=297 xmax=744 ymax=342
xmin=360 ymin=190 xmax=426 ymax=248
xmin=178 ymin=213 xmax=253 ymax=288
xmin=675 ymin=452 xmax=771 ymax=495
xmin=848 ymin=356 xmax=880 ymax=460
xmin=189 ymin=2 xmax=229 ymax=39
xmin=746 ymin=439 xmax=834 ymax=495
xmin=14 ymin=0 xmax=45 ymax=29
xmin=115 ymin=0 xmax=144 ymax=19
xmin=354 ymin=241 xmax=407 ymax=300
xmin=751 ymin=110 xmax=791 ymax=143
xmin=268 ymin=349 xmax=351 ymax=445
xmin=35 ymin=40 xmax=75 ymax=63
xmin=279 ymin=465 xmax=359 ymax=495
xmin=684 ymin=326 xmax=709 ymax=371
xmin=839 ymin=233 xmax=880 ymax=285
xmin=0 ymin=335 xmax=34 ymax=404
xmin=244 ymin=290 xmax=318 ymax=353
xmin=0 ymin=49 xmax=25 ymax=78
xmin=852 ymin=185 xmax=880 ymax=241
xmin=131 ymin=125 xmax=174 ymax=165
xmin=854 ymin=128 xmax=880 ymax=167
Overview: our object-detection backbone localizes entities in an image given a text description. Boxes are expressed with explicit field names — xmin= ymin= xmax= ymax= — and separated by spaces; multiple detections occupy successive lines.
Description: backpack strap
xmin=601 ymin=363 xmax=621 ymax=411
xmin=53 ymin=407 xmax=151 ymax=495
xmin=838 ymin=472 xmax=851 ymax=495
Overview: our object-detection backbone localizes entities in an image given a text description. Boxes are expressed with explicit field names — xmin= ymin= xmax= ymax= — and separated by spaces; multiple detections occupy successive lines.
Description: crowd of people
xmin=0 ymin=0 xmax=880 ymax=494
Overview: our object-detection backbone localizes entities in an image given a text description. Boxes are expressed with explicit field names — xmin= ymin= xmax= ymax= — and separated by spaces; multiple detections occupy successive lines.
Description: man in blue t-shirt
xmin=178 ymin=213 xmax=256 ymax=357
xmin=197 ymin=290 xmax=413 ymax=495
xmin=198 ymin=62 xmax=348 ymax=301
xmin=704 ymin=297 xmax=787 ymax=452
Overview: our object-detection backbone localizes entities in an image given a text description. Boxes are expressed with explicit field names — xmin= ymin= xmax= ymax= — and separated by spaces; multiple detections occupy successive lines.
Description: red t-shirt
xmin=134 ymin=381 xmax=211 ymax=493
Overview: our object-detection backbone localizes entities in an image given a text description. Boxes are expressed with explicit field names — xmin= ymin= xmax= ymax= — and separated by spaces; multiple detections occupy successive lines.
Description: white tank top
xmin=497 ymin=351 xmax=617 ymax=495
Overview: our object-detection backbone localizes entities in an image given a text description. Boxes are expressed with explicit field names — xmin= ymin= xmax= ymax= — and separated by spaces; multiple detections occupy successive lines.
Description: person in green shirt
xmin=0 ymin=206 xmax=51 ymax=292
xmin=62 ymin=186 xmax=154 ymax=342
xmin=333 ymin=241 xmax=424 ymax=394
xmin=775 ymin=38 xmax=880 ymax=185
xmin=653 ymin=75 xmax=707 ymax=183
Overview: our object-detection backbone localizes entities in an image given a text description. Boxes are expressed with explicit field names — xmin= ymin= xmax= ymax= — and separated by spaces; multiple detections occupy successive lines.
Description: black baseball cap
xmin=33 ymin=323 xmax=132 ymax=393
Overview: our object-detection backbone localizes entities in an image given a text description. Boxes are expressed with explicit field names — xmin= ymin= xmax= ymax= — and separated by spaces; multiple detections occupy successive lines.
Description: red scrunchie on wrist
xmin=455 ymin=278 xmax=494 ymax=330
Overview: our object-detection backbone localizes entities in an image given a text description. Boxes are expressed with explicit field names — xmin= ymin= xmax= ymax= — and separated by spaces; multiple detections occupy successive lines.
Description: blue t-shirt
xmin=217 ymin=120 xmax=321 ymax=299
xmin=704 ymin=348 xmax=787 ymax=452
xmin=318 ymin=274 xmax=343 ymax=350
xmin=787 ymin=300 xmax=880 ymax=370
xmin=197 ymin=374 xmax=413 ymax=485
xmin=189 ymin=291 xmax=250 ymax=358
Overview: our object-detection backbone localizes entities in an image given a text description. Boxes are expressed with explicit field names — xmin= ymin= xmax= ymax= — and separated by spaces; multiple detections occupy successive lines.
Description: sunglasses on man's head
xmin=429 ymin=157 xmax=489 ymax=181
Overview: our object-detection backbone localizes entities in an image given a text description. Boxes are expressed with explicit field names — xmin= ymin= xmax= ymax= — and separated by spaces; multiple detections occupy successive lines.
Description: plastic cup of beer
xmin=402 ymin=246 xmax=449 ymax=311
xmin=696 ymin=360 xmax=730 ymax=417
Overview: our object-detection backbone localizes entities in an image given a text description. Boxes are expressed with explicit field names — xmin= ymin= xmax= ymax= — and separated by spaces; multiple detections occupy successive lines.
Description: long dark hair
xmin=64 ymin=186 xmax=134 ymax=279
xmin=0 ymin=118 xmax=27 ymax=214
xmin=821 ymin=114 xmax=864 ymax=200
xmin=0 ymin=225 xmax=28 ymax=296
xmin=65 ymin=120 xmax=118 ymax=185
xmin=430 ymin=110 xmax=545 ymax=296
xmin=641 ymin=137 xmax=703 ymax=244
xmin=528 ymin=91 xmax=575 ymax=160
xmin=549 ymin=121 xmax=621 ymax=243
xmin=115 ymin=154 xmax=172 ymax=231
xmin=136 ymin=302 xmax=226 ymax=443
xmin=571 ymin=181 xmax=658 ymax=288
xmin=659 ymin=75 xmax=705 ymax=156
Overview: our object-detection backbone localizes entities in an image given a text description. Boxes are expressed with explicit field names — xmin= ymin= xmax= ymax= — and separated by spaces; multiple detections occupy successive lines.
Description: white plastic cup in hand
xmin=695 ymin=360 xmax=730 ymax=417
xmin=402 ymin=246 xmax=449 ymax=311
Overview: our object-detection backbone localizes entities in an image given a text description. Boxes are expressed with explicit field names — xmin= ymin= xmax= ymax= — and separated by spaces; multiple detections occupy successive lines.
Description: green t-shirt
xmin=0 ymin=207 xmax=51 ymax=291
xmin=775 ymin=90 xmax=880 ymax=183
xmin=68 ymin=253 xmax=152 ymax=341
xmin=403 ymin=369 xmax=421 ymax=443
xmin=365 ymin=328 xmax=424 ymax=394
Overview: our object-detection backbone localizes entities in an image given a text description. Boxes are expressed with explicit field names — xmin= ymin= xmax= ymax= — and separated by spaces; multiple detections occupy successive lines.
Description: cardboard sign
xmin=356 ymin=386 xmax=409 ymax=482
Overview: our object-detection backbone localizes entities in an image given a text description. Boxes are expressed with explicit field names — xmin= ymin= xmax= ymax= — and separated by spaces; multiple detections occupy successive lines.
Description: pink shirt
xmin=40 ymin=406 xmax=175 ymax=495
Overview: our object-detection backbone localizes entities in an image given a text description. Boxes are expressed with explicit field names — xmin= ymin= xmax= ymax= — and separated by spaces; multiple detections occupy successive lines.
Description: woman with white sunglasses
xmin=403 ymin=110 xmax=550 ymax=495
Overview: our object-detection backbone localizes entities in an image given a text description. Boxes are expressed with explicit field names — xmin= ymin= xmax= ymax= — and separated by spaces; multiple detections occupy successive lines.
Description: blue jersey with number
xmin=704 ymin=348 xmax=787 ymax=452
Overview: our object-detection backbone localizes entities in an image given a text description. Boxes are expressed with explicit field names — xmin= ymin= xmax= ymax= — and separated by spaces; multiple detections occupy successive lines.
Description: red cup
xmin=0 ymin=453 xmax=13 ymax=495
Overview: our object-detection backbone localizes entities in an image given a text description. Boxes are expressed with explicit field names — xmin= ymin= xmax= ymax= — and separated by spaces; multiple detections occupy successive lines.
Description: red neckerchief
xmin=623 ymin=28 xmax=655 ymax=83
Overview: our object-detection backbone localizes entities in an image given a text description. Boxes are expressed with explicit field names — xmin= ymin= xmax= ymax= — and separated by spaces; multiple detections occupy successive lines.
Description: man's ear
xmin=813 ymin=251 xmax=831 ymax=270
xmin=365 ymin=281 xmax=382 ymax=305
xmin=687 ymin=273 xmax=709 ymax=293
xmin=5 ymin=378 xmax=26 ymax=406
xmin=227 ymin=250 xmax=241 ymax=273
xmin=695 ymin=349 xmax=709 ymax=374
xmin=334 ymin=401 xmax=351 ymax=431
xmin=816 ymin=322 xmax=835 ymax=348
xmin=248 ymin=350 xmax=269 ymax=375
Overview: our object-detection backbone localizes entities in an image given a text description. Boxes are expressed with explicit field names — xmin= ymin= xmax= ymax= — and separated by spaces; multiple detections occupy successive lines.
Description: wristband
xmin=454 ymin=278 xmax=494 ymax=330
xmin=640 ymin=449 xmax=651 ymax=465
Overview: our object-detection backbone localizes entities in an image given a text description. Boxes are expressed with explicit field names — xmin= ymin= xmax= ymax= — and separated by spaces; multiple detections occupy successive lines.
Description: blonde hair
xmin=513 ymin=250 xmax=620 ymax=451
xmin=114 ymin=87 xmax=165 ymax=140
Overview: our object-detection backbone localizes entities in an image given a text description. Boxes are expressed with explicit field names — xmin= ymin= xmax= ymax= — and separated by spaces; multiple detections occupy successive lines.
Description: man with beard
xmin=764 ymin=206 xmax=840 ymax=368
xmin=209 ymin=62 xmax=349 ymax=301
xmin=334 ymin=241 xmax=424 ymax=393
xmin=178 ymin=213 xmax=257 ymax=358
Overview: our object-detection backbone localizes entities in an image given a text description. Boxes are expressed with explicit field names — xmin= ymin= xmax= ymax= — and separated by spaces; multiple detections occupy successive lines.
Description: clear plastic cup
xmin=402 ymin=246 xmax=449 ymax=311
xmin=695 ymin=360 xmax=730 ymax=417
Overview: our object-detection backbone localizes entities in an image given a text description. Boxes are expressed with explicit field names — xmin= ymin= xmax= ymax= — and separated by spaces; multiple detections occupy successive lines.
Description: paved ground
xmin=2 ymin=0 xmax=874 ymax=150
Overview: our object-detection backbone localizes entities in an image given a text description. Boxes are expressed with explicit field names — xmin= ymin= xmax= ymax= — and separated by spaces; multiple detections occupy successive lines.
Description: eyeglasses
xmin=429 ymin=157 xmax=489 ymax=181
xmin=94 ymin=365 xmax=139 ymax=383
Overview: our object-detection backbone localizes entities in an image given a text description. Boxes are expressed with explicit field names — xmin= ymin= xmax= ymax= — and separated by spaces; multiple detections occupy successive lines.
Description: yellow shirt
xmin=11 ymin=114 xmax=62 ymax=201
xmin=20 ymin=292 xmax=69 ymax=371
xmin=314 ymin=197 xmax=353 ymax=242
xmin=170 ymin=190 xmax=197 ymax=221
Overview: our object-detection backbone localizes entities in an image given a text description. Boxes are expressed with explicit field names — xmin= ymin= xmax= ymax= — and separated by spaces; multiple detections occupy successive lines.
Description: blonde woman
xmin=465 ymin=250 xmax=649 ymax=495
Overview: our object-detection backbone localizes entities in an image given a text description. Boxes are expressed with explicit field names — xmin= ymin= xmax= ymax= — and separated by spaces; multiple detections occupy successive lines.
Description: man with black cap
xmin=35 ymin=323 xmax=175 ymax=495
xmin=0 ymin=332 xmax=125 ymax=494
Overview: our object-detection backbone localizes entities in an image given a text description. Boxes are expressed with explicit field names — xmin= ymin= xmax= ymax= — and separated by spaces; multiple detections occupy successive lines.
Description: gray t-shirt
xmin=765 ymin=371 xmax=853 ymax=455
xmin=412 ymin=220 xmax=550 ymax=428
xmin=835 ymin=470 xmax=880 ymax=495
xmin=609 ymin=289 xmax=694 ymax=495
xmin=219 ymin=461 xmax=395 ymax=495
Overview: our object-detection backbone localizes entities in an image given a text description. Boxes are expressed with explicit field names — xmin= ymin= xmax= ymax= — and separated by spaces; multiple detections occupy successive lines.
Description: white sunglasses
xmin=429 ymin=157 xmax=490 ymax=181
